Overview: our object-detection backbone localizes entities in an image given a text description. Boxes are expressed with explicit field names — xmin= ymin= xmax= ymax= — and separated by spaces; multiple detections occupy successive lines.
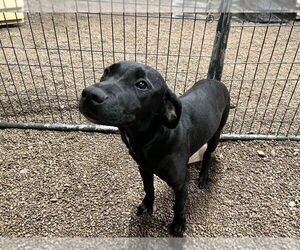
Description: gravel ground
xmin=0 ymin=129 xmax=299 ymax=237
xmin=0 ymin=12 xmax=299 ymax=238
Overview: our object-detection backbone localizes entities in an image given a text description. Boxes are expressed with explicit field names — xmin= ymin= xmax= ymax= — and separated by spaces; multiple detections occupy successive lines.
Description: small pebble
xmin=20 ymin=168 xmax=29 ymax=174
xmin=50 ymin=198 xmax=58 ymax=202
xmin=289 ymin=201 xmax=296 ymax=207
xmin=257 ymin=150 xmax=266 ymax=157
xmin=270 ymin=149 xmax=276 ymax=157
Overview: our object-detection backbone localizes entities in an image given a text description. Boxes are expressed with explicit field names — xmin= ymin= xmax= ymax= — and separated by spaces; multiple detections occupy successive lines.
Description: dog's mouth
xmin=79 ymin=108 xmax=101 ymax=125
xmin=79 ymin=100 xmax=136 ymax=127
xmin=79 ymin=99 xmax=103 ymax=124
xmin=83 ymin=114 xmax=102 ymax=124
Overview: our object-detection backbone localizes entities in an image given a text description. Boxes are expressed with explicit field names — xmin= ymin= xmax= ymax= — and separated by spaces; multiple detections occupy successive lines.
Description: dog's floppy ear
xmin=162 ymin=89 xmax=182 ymax=129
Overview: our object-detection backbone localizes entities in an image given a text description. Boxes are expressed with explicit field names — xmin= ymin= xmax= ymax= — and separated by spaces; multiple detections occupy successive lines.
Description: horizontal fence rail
xmin=0 ymin=10 xmax=299 ymax=139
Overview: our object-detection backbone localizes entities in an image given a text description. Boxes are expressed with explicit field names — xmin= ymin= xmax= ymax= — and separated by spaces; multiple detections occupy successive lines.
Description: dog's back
xmin=179 ymin=79 xmax=230 ymax=155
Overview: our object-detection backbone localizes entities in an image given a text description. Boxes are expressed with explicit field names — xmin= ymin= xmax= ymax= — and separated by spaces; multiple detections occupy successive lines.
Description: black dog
xmin=79 ymin=61 xmax=230 ymax=236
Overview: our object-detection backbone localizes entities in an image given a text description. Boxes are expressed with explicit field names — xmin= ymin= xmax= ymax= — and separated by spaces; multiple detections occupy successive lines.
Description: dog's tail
xmin=229 ymin=104 xmax=236 ymax=109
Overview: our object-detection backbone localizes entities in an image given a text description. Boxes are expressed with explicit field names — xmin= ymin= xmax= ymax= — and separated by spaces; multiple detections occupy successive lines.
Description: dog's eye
xmin=135 ymin=81 xmax=148 ymax=89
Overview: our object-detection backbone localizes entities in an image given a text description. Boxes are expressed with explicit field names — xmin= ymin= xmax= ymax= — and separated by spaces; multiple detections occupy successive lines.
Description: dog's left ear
xmin=162 ymin=89 xmax=182 ymax=129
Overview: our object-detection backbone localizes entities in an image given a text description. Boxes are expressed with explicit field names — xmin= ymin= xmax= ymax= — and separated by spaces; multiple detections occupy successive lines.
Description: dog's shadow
xmin=127 ymin=158 xmax=220 ymax=237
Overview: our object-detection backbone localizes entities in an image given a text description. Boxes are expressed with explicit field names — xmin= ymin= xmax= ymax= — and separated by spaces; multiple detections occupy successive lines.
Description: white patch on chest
xmin=188 ymin=144 xmax=207 ymax=164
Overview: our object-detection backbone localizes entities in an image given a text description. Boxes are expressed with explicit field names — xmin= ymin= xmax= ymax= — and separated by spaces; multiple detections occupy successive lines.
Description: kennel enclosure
xmin=0 ymin=0 xmax=299 ymax=140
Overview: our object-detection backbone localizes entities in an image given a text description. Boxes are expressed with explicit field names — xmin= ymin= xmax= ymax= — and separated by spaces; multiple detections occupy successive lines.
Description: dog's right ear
xmin=161 ymin=90 xmax=182 ymax=129
xmin=100 ymin=63 xmax=120 ymax=81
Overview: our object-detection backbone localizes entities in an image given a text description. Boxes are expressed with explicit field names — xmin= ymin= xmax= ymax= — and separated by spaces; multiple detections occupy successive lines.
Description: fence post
xmin=207 ymin=1 xmax=232 ymax=81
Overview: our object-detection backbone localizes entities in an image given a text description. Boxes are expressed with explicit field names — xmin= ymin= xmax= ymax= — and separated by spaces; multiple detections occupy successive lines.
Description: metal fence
xmin=0 ymin=3 xmax=299 ymax=139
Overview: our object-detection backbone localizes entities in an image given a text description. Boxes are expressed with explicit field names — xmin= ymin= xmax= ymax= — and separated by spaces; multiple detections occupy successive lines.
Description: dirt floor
xmin=0 ymin=129 xmax=299 ymax=237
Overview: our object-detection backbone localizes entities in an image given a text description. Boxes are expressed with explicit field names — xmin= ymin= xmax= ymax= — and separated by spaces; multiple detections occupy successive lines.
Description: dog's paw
xmin=198 ymin=175 xmax=209 ymax=189
xmin=137 ymin=203 xmax=153 ymax=216
xmin=169 ymin=219 xmax=186 ymax=237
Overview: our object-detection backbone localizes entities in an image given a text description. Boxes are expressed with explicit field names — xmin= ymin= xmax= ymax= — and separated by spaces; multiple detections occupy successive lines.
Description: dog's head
xmin=79 ymin=61 xmax=181 ymax=129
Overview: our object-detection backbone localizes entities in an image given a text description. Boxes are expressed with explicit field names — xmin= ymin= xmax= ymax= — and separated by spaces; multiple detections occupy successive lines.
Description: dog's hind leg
xmin=137 ymin=167 xmax=155 ymax=216
xmin=198 ymin=106 xmax=229 ymax=189
xmin=198 ymin=131 xmax=220 ymax=189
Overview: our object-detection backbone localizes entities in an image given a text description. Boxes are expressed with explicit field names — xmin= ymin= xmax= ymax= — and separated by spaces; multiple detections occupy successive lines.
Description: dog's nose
xmin=81 ymin=86 xmax=108 ymax=104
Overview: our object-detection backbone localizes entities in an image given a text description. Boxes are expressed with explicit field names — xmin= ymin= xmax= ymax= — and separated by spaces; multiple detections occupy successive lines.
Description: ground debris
xmin=0 ymin=130 xmax=299 ymax=237
xmin=257 ymin=150 xmax=266 ymax=157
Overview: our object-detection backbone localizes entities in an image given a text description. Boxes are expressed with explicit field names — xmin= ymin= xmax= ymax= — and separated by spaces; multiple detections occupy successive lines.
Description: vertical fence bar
xmin=248 ymin=16 xmax=283 ymax=133
xmin=194 ymin=19 xmax=208 ymax=82
xmin=87 ymin=13 xmax=96 ymax=83
xmin=0 ymin=40 xmax=27 ymax=122
xmin=2 ymin=14 xmax=35 ymax=119
xmin=27 ymin=13 xmax=55 ymax=122
xmin=164 ymin=0 xmax=174 ymax=82
xmin=39 ymin=13 xmax=64 ymax=121
xmin=286 ymin=102 xmax=300 ymax=137
xmin=52 ymin=15 xmax=73 ymax=122
xmin=183 ymin=14 xmax=197 ymax=93
xmin=279 ymin=75 xmax=299 ymax=135
xmin=173 ymin=0 xmax=186 ymax=92
xmin=258 ymin=21 xmax=295 ymax=134
xmin=14 ymin=12 xmax=46 ymax=122
xmin=239 ymin=14 xmax=272 ymax=133
xmin=0 ymin=73 xmax=18 ymax=121
xmin=0 ymin=97 xmax=8 ymax=121
xmin=64 ymin=14 xmax=79 ymax=102
xmin=268 ymin=41 xmax=300 ymax=134
xmin=228 ymin=20 xmax=245 ymax=94
xmin=123 ymin=0 xmax=126 ymax=61
xmin=75 ymin=13 xmax=87 ymax=89
xmin=98 ymin=1 xmax=105 ymax=69
xmin=145 ymin=0 xmax=149 ymax=65
xmin=110 ymin=1 xmax=116 ymax=63
xmin=230 ymin=21 xmax=257 ymax=133
xmin=155 ymin=0 xmax=161 ymax=70
xmin=134 ymin=0 xmax=137 ymax=62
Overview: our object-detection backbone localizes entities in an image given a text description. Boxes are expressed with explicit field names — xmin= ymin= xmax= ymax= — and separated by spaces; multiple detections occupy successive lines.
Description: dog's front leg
xmin=169 ymin=184 xmax=187 ymax=237
xmin=137 ymin=166 xmax=154 ymax=216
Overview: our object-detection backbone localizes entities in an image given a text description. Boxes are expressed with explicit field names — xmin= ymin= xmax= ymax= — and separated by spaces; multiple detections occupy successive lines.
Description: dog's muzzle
xmin=81 ymin=86 xmax=108 ymax=105
xmin=79 ymin=86 xmax=108 ymax=121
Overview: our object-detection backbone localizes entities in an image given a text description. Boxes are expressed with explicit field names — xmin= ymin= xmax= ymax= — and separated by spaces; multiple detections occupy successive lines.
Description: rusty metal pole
xmin=207 ymin=0 xmax=232 ymax=81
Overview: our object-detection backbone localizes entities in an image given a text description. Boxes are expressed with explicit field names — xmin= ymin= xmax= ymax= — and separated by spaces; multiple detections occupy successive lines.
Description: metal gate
xmin=0 ymin=0 xmax=299 ymax=140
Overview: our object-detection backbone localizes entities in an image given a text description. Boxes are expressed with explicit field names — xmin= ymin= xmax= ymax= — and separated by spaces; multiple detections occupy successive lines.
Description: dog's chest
xmin=122 ymin=132 xmax=146 ymax=163
xmin=123 ymin=131 xmax=162 ymax=165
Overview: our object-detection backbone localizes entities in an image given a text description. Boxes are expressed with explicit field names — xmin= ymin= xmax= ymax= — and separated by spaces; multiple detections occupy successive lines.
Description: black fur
xmin=79 ymin=61 xmax=230 ymax=237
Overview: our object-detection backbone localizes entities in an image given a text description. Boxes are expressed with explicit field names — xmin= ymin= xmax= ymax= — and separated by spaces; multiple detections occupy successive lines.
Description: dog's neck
xmin=120 ymin=118 xmax=170 ymax=163
xmin=123 ymin=120 xmax=163 ymax=148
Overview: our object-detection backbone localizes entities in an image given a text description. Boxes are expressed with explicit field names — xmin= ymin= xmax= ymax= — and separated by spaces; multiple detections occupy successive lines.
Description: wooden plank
xmin=0 ymin=0 xmax=23 ymax=11
xmin=0 ymin=0 xmax=24 ymax=26
xmin=0 ymin=12 xmax=24 ymax=25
